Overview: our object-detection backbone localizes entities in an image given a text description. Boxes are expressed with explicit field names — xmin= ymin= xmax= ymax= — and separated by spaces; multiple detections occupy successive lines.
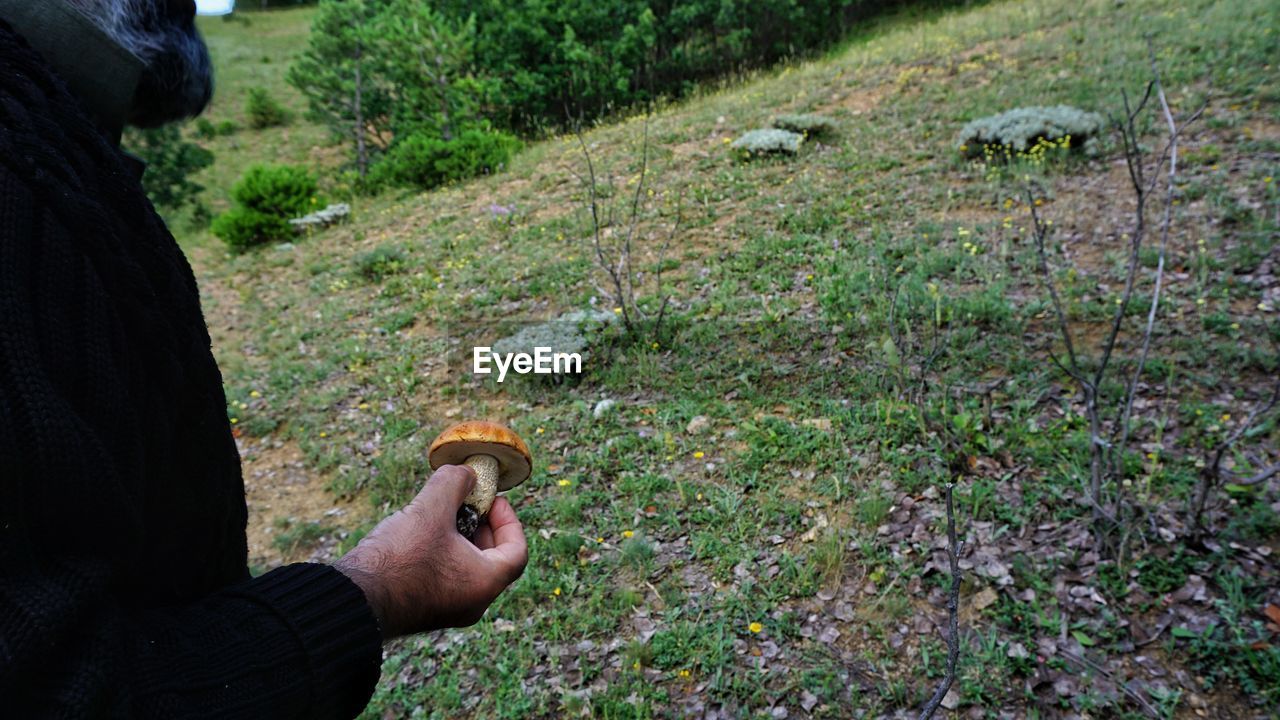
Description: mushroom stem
xmin=462 ymin=453 xmax=500 ymax=517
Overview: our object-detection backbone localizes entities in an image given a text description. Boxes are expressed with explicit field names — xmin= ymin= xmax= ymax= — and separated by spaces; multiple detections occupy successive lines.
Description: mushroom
xmin=428 ymin=421 xmax=532 ymax=537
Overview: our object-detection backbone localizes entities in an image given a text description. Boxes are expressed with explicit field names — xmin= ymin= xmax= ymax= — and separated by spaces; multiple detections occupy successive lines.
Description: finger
xmin=418 ymin=464 xmax=477 ymax=511
xmin=481 ymin=498 xmax=527 ymax=580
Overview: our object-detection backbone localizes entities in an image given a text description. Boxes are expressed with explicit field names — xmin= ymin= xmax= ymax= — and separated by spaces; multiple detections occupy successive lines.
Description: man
xmin=0 ymin=1 xmax=527 ymax=717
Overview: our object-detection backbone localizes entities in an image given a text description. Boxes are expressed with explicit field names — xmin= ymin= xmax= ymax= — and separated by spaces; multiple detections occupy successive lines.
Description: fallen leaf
xmin=1264 ymin=604 xmax=1280 ymax=626
xmin=971 ymin=587 xmax=999 ymax=612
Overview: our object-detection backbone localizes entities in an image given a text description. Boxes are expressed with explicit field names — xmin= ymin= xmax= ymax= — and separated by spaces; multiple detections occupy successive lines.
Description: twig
xmin=1027 ymin=191 xmax=1084 ymax=383
xmin=571 ymin=111 xmax=678 ymax=342
xmin=574 ymin=125 xmax=633 ymax=331
xmin=1112 ymin=47 xmax=1206 ymax=473
xmin=918 ymin=482 xmax=962 ymax=720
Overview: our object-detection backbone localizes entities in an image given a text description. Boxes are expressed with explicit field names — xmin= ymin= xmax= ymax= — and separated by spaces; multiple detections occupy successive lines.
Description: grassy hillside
xmin=183 ymin=0 xmax=1279 ymax=716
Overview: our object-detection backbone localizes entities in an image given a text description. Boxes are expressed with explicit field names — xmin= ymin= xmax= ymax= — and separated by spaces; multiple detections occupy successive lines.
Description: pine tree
xmin=287 ymin=0 xmax=391 ymax=177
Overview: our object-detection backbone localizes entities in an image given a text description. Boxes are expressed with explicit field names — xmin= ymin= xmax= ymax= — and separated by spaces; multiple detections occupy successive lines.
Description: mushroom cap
xmin=428 ymin=421 xmax=532 ymax=491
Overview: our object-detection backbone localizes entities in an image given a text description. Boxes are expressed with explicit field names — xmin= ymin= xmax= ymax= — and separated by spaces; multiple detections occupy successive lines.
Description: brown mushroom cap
xmin=428 ymin=421 xmax=532 ymax=491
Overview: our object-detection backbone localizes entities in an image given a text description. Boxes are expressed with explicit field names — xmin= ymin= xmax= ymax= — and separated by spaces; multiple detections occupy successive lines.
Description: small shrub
xmin=354 ymin=245 xmax=408 ymax=282
xmin=211 ymin=206 xmax=294 ymax=251
xmin=231 ymin=164 xmax=318 ymax=218
xmin=772 ymin=113 xmax=838 ymax=138
xmin=193 ymin=118 xmax=241 ymax=140
xmin=193 ymin=117 xmax=218 ymax=139
xmin=730 ymin=128 xmax=804 ymax=158
xmin=489 ymin=310 xmax=615 ymax=383
xmin=958 ymin=105 xmax=1104 ymax=160
xmin=212 ymin=164 xmax=319 ymax=251
xmin=368 ymin=128 xmax=521 ymax=190
xmin=245 ymin=87 xmax=292 ymax=129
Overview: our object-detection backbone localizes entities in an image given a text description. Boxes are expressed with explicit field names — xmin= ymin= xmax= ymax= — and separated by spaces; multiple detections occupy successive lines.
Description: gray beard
xmin=67 ymin=0 xmax=213 ymax=127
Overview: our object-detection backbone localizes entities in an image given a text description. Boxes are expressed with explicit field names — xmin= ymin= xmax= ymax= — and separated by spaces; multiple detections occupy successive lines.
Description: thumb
xmin=418 ymin=464 xmax=477 ymax=511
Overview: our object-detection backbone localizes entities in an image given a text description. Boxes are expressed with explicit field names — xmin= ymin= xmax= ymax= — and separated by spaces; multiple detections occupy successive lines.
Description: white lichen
xmin=731 ymin=128 xmax=804 ymax=157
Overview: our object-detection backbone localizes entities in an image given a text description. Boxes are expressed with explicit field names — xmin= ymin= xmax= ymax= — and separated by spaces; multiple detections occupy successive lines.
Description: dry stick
xmin=1112 ymin=50 xmax=1207 ymax=478
xmin=1029 ymin=196 xmax=1117 ymax=529
xmin=918 ymin=483 xmax=962 ymax=720
xmin=621 ymin=116 xmax=651 ymax=319
xmin=1194 ymin=370 xmax=1280 ymax=530
xmin=1104 ymin=59 xmax=1204 ymax=542
xmin=1027 ymin=196 xmax=1084 ymax=383
xmin=574 ymin=126 xmax=633 ymax=331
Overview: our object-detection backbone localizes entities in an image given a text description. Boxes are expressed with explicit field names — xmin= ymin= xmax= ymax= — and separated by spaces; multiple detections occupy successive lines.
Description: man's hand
xmin=334 ymin=465 xmax=528 ymax=638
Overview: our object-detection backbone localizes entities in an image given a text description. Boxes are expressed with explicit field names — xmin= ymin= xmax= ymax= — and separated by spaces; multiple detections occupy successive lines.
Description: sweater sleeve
xmin=0 ymin=162 xmax=384 ymax=716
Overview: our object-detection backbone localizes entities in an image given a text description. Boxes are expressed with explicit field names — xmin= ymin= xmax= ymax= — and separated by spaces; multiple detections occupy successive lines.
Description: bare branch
xmin=574 ymin=123 xmax=633 ymax=331
xmin=918 ymin=482 xmax=962 ymax=720
xmin=1111 ymin=44 xmax=1198 ymax=465
xmin=1027 ymin=190 xmax=1085 ymax=383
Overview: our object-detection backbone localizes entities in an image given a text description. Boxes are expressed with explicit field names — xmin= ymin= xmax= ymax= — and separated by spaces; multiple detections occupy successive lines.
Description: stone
xmin=289 ymin=203 xmax=350 ymax=233
xmin=593 ymin=398 xmax=617 ymax=419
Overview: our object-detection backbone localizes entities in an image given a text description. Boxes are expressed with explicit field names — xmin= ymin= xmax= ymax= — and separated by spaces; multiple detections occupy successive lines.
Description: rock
xmin=971 ymin=587 xmax=999 ymax=612
xmin=941 ymin=688 xmax=961 ymax=710
xmin=1006 ymin=642 xmax=1030 ymax=660
xmin=593 ymin=398 xmax=617 ymax=419
xmin=289 ymin=203 xmax=350 ymax=233
xmin=686 ymin=415 xmax=710 ymax=435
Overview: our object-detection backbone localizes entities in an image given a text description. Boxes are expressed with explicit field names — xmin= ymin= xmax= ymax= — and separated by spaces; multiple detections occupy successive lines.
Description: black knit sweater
xmin=0 ymin=21 xmax=382 ymax=719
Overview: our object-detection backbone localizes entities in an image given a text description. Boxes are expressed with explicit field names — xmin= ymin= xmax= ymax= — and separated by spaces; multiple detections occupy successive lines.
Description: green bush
xmin=958 ymin=105 xmax=1104 ymax=160
xmin=122 ymin=125 xmax=214 ymax=214
xmin=231 ymin=164 xmax=318 ymax=217
xmin=772 ymin=113 xmax=839 ymax=138
xmin=354 ymin=245 xmax=408 ymax=282
xmin=210 ymin=207 xmax=294 ymax=251
xmin=369 ymin=128 xmax=520 ymax=190
xmin=194 ymin=117 xmax=240 ymax=139
xmin=245 ymin=87 xmax=292 ymax=129
xmin=193 ymin=118 xmax=218 ymax=139
xmin=429 ymin=0 xmax=891 ymax=132
xmin=294 ymin=0 xmax=900 ymax=156
xmin=212 ymin=165 xmax=319 ymax=251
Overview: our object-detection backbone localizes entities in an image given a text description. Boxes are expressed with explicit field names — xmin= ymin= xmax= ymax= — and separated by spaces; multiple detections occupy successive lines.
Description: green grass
xmin=189 ymin=8 xmax=330 ymax=218
xmin=180 ymin=0 xmax=1280 ymax=716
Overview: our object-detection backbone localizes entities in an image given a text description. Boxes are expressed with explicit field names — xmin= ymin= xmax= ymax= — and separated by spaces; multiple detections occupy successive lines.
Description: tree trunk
xmin=354 ymin=42 xmax=368 ymax=178
xmin=435 ymin=51 xmax=452 ymax=141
